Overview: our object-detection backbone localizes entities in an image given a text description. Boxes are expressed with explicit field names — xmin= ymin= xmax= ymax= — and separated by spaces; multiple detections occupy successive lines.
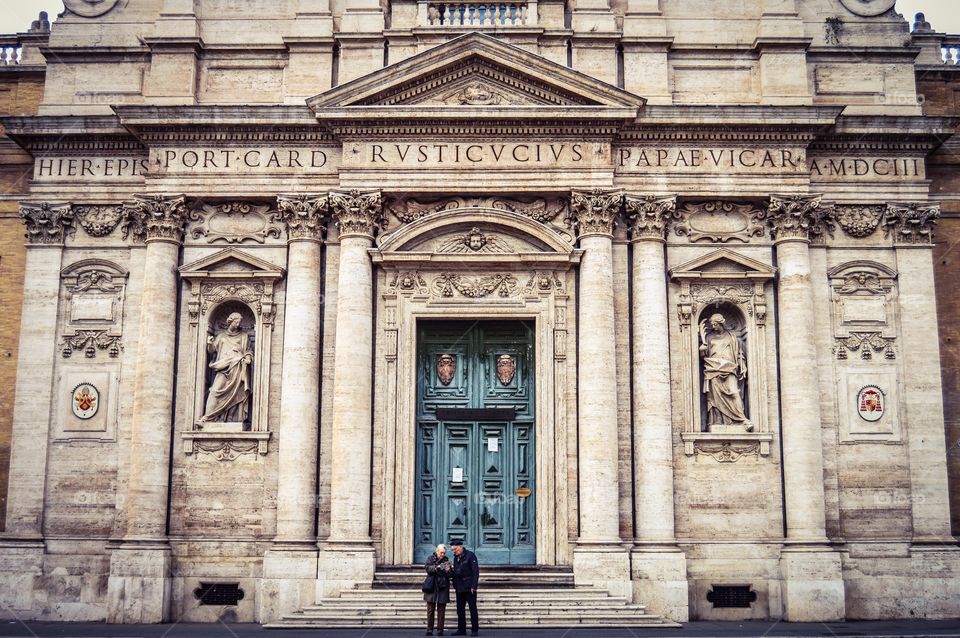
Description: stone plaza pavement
xmin=2 ymin=621 xmax=960 ymax=638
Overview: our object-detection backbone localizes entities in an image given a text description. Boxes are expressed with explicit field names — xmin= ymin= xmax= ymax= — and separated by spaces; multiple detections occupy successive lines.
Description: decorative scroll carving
xmin=625 ymin=194 xmax=677 ymax=240
xmin=694 ymin=441 xmax=761 ymax=462
xmin=191 ymin=438 xmax=263 ymax=461
xmin=882 ymin=202 xmax=940 ymax=244
xmin=75 ymin=205 xmax=123 ymax=238
xmin=200 ymin=282 xmax=265 ymax=318
xmin=834 ymin=205 xmax=883 ymax=239
xmin=276 ymin=193 xmax=329 ymax=241
xmin=189 ymin=201 xmax=283 ymax=244
xmin=330 ymin=189 xmax=383 ymax=238
xmin=569 ymin=189 xmax=623 ymax=237
xmin=385 ymin=196 xmax=566 ymax=224
xmin=431 ymin=272 xmax=520 ymax=298
xmin=437 ymin=227 xmax=514 ymax=253
xmin=20 ymin=202 xmax=75 ymax=245
xmin=674 ymin=201 xmax=766 ymax=243
xmin=767 ymin=194 xmax=833 ymax=241
xmin=121 ymin=194 xmax=188 ymax=242
xmin=440 ymin=81 xmax=522 ymax=106
xmin=61 ymin=330 xmax=122 ymax=358
xmin=389 ymin=270 xmax=429 ymax=295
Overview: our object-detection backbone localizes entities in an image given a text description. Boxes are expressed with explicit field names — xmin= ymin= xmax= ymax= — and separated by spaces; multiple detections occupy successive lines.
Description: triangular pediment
xmin=308 ymin=33 xmax=644 ymax=112
xmin=670 ymin=248 xmax=776 ymax=280
xmin=179 ymin=248 xmax=285 ymax=279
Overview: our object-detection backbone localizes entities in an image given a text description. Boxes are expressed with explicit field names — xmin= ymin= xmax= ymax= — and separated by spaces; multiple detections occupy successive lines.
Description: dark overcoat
xmin=423 ymin=552 xmax=452 ymax=604
xmin=451 ymin=548 xmax=480 ymax=594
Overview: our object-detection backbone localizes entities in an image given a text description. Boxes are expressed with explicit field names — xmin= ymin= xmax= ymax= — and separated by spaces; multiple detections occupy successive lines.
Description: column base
xmin=317 ymin=542 xmax=376 ymax=598
xmin=0 ymin=540 xmax=44 ymax=620
xmin=630 ymin=545 xmax=689 ymax=622
xmin=779 ymin=546 xmax=845 ymax=622
xmin=106 ymin=543 xmax=172 ymax=623
xmin=260 ymin=543 xmax=319 ymax=623
xmin=573 ymin=542 xmax=632 ymax=599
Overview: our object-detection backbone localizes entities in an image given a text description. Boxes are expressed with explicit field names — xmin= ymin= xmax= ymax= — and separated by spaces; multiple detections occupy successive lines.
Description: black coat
xmin=451 ymin=548 xmax=480 ymax=593
xmin=424 ymin=553 xmax=451 ymax=604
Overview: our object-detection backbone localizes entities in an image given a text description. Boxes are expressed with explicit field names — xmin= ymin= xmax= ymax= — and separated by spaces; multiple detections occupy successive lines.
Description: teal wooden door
xmin=415 ymin=320 xmax=535 ymax=565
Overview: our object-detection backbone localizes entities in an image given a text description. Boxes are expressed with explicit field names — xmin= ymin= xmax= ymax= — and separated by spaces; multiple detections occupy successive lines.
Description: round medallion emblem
xmin=64 ymin=0 xmax=122 ymax=18
xmin=72 ymin=383 xmax=99 ymax=420
xmin=838 ymin=0 xmax=896 ymax=17
xmin=856 ymin=385 xmax=885 ymax=422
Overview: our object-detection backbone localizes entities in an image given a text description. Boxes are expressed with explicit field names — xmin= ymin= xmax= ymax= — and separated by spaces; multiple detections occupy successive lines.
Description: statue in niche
xmin=200 ymin=311 xmax=253 ymax=424
xmin=699 ymin=312 xmax=753 ymax=432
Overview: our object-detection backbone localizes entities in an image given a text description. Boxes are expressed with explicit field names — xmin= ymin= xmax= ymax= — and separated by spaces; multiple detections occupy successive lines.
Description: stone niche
xmin=178 ymin=248 xmax=284 ymax=460
xmin=671 ymin=249 xmax=775 ymax=460
xmin=828 ymin=260 xmax=901 ymax=444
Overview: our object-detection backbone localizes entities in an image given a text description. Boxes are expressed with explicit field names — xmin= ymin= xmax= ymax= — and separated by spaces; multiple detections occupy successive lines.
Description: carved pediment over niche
xmin=308 ymin=33 xmax=645 ymax=112
xmin=670 ymin=248 xmax=777 ymax=282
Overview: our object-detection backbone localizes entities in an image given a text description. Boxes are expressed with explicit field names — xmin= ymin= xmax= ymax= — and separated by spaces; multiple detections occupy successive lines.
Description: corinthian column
xmin=570 ymin=189 xmax=631 ymax=599
xmin=768 ymin=194 xmax=844 ymax=622
xmin=317 ymin=189 xmax=382 ymax=597
xmin=107 ymin=194 xmax=187 ymax=624
xmin=624 ymin=195 xmax=688 ymax=621
xmin=260 ymin=194 xmax=329 ymax=622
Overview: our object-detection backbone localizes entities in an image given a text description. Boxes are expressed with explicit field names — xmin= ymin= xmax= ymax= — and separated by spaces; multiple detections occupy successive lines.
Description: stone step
xmin=339 ymin=587 xmax=608 ymax=599
xmin=268 ymin=613 xmax=673 ymax=628
xmin=373 ymin=566 xmax=575 ymax=589
xmin=298 ymin=600 xmax=641 ymax=612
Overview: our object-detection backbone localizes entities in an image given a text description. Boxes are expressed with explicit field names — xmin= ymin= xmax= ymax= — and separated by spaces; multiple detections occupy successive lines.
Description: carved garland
xmin=431 ymin=272 xmax=520 ymax=298
xmin=385 ymin=196 xmax=567 ymax=224
xmin=75 ymin=205 xmax=124 ymax=238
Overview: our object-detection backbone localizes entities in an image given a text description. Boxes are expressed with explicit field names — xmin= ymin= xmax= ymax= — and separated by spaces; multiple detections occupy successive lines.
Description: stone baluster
xmin=317 ymin=189 xmax=382 ymax=596
xmin=882 ymin=203 xmax=955 ymax=545
xmin=767 ymin=194 xmax=845 ymax=622
xmin=107 ymin=194 xmax=188 ymax=624
xmin=569 ymin=189 xmax=632 ymax=599
xmin=260 ymin=194 xmax=330 ymax=621
xmin=623 ymin=194 xmax=688 ymax=621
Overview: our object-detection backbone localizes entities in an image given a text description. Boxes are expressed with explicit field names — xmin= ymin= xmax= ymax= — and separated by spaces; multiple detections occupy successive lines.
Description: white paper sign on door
xmin=487 ymin=437 xmax=499 ymax=452
xmin=452 ymin=467 xmax=464 ymax=483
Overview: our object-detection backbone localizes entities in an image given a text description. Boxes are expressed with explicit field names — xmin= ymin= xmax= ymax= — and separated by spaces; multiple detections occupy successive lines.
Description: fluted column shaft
xmin=273 ymin=195 xmax=328 ymax=543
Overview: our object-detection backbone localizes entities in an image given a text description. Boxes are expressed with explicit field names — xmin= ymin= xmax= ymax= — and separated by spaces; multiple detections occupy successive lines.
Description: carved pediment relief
xmin=670 ymin=248 xmax=777 ymax=281
xmin=179 ymin=248 xmax=285 ymax=279
xmin=308 ymin=33 xmax=644 ymax=112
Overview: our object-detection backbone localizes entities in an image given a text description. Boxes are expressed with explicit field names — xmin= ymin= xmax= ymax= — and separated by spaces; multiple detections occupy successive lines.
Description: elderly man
xmin=449 ymin=539 xmax=480 ymax=636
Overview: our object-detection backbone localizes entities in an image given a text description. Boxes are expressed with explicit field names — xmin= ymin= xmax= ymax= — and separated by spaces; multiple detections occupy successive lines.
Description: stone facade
xmin=0 ymin=0 xmax=958 ymax=626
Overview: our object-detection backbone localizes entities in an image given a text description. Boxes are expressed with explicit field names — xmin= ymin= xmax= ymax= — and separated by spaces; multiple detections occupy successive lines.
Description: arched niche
xmin=178 ymin=248 xmax=284 ymax=460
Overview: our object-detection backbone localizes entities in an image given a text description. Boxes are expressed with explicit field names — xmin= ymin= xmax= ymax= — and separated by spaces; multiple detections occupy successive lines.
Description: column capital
xmin=569 ymin=189 xmax=623 ymax=239
xmin=121 ymin=194 xmax=188 ymax=244
xmin=882 ymin=201 xmax=940 ymax=245
xmin=767 ymin=193 xmax=833 ymax=242
xmin=330 ymin=189 xmax=383 ymax=240
xmin=19 ymin=201 xmax=75 ymax=245
xmin=277 ymin=193 xmax=330 ymax=242
xmin=625 ymin=194 xmax=677 ymax=241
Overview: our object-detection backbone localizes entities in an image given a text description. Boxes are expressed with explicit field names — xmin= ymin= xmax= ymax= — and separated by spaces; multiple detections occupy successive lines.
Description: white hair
xmin=435 ymin=544 xmax=447 ymax=552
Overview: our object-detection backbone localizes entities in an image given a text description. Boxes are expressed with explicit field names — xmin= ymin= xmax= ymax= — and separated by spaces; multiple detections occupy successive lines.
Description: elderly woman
xmin=423 ymin=543 xmax=452 ymax=635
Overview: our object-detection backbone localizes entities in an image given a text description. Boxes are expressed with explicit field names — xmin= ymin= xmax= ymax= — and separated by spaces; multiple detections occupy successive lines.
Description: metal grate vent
xmin=194 ymin=583 xmax=244 ymax=606
xmin=706 ymin=584 xmax=757 ymax=608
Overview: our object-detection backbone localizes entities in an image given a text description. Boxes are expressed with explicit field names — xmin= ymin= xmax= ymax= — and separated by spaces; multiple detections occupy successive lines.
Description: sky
xmin=0 ymin=0 xmax=958 ymax=38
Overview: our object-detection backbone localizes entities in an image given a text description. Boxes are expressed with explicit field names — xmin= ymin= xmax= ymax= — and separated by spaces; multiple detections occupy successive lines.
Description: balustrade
xmin=418 ymin=0 xmax=536 ymax=27
xmin=942 ymin=36 xmax=960 ymax=65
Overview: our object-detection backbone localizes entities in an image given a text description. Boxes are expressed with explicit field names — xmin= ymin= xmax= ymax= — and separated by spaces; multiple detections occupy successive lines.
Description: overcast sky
xmin=1 ymin=0 xmax=958 ymax=41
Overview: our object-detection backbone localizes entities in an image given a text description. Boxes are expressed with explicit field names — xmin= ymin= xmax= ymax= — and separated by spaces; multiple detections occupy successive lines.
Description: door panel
xmin=414 ymin=321 xmax=535 ymax=565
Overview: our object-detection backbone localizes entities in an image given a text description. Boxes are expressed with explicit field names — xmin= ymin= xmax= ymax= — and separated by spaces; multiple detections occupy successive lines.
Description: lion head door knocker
xmin=437 ymin=353 xmax=456 ymax=386
xmin=496 ymin=354 xmax=516 ymax=386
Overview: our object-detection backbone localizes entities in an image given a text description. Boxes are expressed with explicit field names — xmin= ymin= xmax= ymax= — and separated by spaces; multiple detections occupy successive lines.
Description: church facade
xmin=0 ymin=0 xmax=958 ymax=626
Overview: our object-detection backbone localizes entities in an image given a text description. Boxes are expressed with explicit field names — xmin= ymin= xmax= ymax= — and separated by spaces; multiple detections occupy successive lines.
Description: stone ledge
xmin=680 ymin=431 xmax=773 ymax=459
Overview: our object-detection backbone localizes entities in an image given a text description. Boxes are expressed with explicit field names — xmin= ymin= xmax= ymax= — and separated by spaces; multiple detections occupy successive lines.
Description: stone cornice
xmin=276 ymin=194 xmax=330 ymax=242
xmin=19 ymin=202 xmax=75 ymax=245
xmin=0 ymin=115 xmax=143 ymax=155
xmin=330 ymin=190 xmax=383 ymax=240
xmin=569 ymin=189 xmax=623 ymax=239
xmin=624 ymin=194 xmax=677 ymax=241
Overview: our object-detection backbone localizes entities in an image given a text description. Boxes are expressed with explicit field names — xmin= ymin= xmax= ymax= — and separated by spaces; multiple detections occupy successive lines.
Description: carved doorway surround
xmin=371 ymin=207 xmax=581 ymax=566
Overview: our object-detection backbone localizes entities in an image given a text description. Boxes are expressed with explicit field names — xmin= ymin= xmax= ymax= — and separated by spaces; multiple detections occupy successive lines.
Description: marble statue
xmin=699 ymin=312 xmax=752 ymax=431
xmin=200 ymin=312 xmax=253 ymax=424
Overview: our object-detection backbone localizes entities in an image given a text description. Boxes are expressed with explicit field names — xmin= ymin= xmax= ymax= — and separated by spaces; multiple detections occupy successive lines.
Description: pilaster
xmin=768 ymin=193 xmax=845 ymax=622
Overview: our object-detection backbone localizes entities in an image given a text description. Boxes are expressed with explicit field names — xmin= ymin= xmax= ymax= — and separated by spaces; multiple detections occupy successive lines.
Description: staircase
xmin=265 ymin=566 xmax=679 ymax=628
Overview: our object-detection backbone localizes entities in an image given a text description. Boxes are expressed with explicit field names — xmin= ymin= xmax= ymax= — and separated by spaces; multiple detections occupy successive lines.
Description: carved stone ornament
xmin=389 ymin=270 xmax=429 ymax=295
xmin=75 ymin=205 xmax=124 ymax=238
xmin=62 ymin=330 xmax=123 ymax=358
xmin=440 ymin=81 xmax=522 ymax=106
xmin=835 ymin=331 xmax=896 ymax=360
xmin=189 ymin=201 xmax=283 ymax=244
xmin=386 ymin=196 xmax=567 ymax=224
xmin=674 ymin=201 xmax=767 ymax=243
xmin=276 ymin=194 xmax=329 ymax=241
xmin=767 ymin=194 xmax=834 ymax=241
xmin=835 ymin=205 xmax=883 ymax=239
xmin=882 ymin=202 xmax=940 ymax=244
xmin=828 ymin=261 xmax=898 ymax=361
xmin=523 ymin=271 xmax=563 ymax=294
xmin=437 ymin=227 xmax=514 ymax=253
xmin=120 ymin=194 xmax=188 ymax=243
xmin=437 ymin=353 xmax=456 ymax=386
xmin=569 ymin=189 xmax=623 ymax=237
xmin=60 ymin=260 xmax=127 ymax=359
xmin=191 ymin=438 xmax=264 ymax=461
xmin=838 ymin=0 xmax=896 ymax=17
xmin=693 ymin=441 xmax=761 ymax=463
xmin=625 ymin=194 xmax=677 ymax=240
xmin=331 ymin=189 xmax=383 ymax=238
xmin=63 ymin=0 xmax=121 ymax=18
xmin=496 ymin=354 xmax=516 ymax=385
xmin=432 ymin=272 xmax=520 ymax=298
xmin=20 ymin=202 xmax=75 ymax=245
